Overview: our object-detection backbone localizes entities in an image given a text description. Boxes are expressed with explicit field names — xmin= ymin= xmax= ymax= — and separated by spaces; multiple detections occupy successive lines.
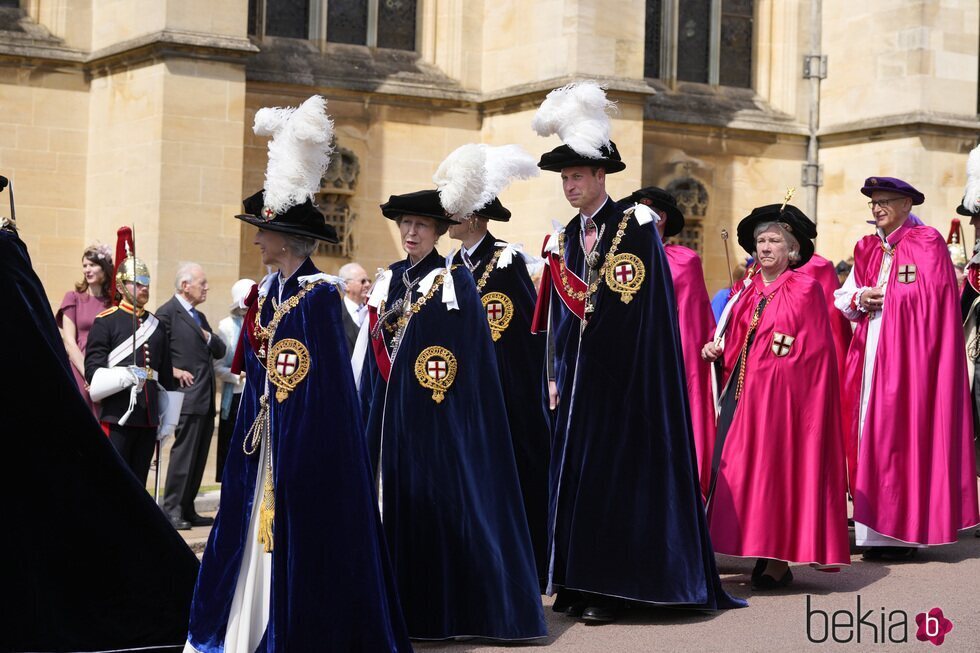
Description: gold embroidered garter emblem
xmin=414 ymin=346 xmax=457 ymax=404
xmin=481 ymin=292 xmax=514 ymax=342
xmin=267 ymin=338 xmax=311 ymax=402
xmin=605 ymin=252 xmax=645 ymax=304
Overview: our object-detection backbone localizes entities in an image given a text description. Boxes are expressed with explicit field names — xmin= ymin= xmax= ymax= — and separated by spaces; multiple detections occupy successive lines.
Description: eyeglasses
xmin=867 ymin=198 xmax=906 ymax=209
xmin=344 ymin=277 xmax=371 ymax=285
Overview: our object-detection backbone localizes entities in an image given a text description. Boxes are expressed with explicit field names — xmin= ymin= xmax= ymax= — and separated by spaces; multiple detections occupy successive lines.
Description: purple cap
xmin=860 ymin=176 xmax=925 ymax=205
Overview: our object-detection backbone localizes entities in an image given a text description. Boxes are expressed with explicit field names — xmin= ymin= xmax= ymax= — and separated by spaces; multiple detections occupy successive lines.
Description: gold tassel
xmin=257 ymin=465 xmax=275 ymax=553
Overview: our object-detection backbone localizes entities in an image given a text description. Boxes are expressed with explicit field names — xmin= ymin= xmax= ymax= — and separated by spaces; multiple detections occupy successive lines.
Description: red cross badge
xmin=771 ymin=332 xmax=796 ymax=357
xmin=261 ymin=206 xmax=276 ymax=221
xmin=415 ymin=346 xmax=457 ymax=403
xmin=605 ymin=252 xmax=646 ymax=304
xmin=481 ymin=292 xmax=514 ymax=342
xmin=266 ymin=338 xmax=310 ymax=402
xmin=897 ymin=264 xmax=917 ymax=284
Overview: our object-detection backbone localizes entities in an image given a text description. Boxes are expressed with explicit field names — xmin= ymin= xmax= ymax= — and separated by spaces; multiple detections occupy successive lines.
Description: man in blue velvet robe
xmin=532 ymin=141 xmax=745 ymax=622
xmin=449 ymin=198 xmax=551 ymax=591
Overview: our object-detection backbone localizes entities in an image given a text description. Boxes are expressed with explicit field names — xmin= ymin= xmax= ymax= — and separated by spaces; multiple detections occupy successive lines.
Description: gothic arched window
xmin=665 ymin=177 xmax=709 ymax=255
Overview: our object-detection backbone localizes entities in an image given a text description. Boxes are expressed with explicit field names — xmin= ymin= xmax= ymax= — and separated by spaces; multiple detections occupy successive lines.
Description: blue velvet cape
xmin=365 ymin=250 xmax=547 ymax=640
xmin=453 ymin=234 xmax=551 ymax=590
xmin=546 ymin=200 xmax=745 ymax=609
xmin=186 ymin=258 xmax=412 ymax=652
xmin=2 ymin=228 xmax=200 ymax=652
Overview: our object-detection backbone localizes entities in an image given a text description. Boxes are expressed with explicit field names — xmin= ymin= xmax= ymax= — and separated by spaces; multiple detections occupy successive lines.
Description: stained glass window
xmin=644 ymin=0 xmax=662 ymax=79
xmin=377 ymin=0 xmax=417 ymax=51
xmin=677 ymin=0 xmax=710 ymax=83
xmin=719 ymin=0 xmax=753 ymax=88
xmin=328 ymin=0 xmax=368 ymax=46
xmin=266 ymin=0 xmax=309 ymax=39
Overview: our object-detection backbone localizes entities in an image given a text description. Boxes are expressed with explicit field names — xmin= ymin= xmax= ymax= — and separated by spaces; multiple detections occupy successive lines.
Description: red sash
xmin=231 ymin=283 xmax=260 ymax=375
xmin=369 ymin=305 xmax=392 ymax=382
xmin=530 ymin=234 xmax=587 ymax=333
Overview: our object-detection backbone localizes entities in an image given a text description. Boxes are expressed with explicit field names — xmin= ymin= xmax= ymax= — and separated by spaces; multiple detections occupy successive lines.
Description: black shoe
xmin=752 ymin=566 xmax=793 ymax=590
xmin=580 ymin=596 xmax=622 ymax=624
xmin=169 ymin=515 xmax=192 ymax=531
xmin=552 ymin=588 xmax=581 ymax=613
xmin=565 ymin=600 xmax=589 ymax=618
xmin=751 ymin=558 xmax=767 ymax=582
xmin=878 ymin=546 xmax=917 ymax=561
xmin=861 ymin=546 xmax=884 ymax=560
xmin=186 ymin=513 xmax=215 ymax=527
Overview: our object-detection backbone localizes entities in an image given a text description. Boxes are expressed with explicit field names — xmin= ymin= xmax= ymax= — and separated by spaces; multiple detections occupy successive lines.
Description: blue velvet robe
xmin=186 ymin=258 xmax=412 ymax=652
xmin=546 ymin=199 xmax=745 ymax=609
xmin=365 ymin=250 xmax=547 ymax=640
xmin=453 ymin=234 xmax=551 ymax=590
xmin=2 ymin=227 xmax=200 ymax=651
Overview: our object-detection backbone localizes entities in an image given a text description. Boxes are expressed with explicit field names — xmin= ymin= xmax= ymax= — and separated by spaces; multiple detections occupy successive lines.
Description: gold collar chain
xmin=475 ymin=248 xmax=503 ymax=294
xmin=253 ymin=280 xmax=324 ymax=353
xmin=555 ymin=211 xmax=632 ymax=302
xmin=378 ymin=268 xmax=455 ymax=335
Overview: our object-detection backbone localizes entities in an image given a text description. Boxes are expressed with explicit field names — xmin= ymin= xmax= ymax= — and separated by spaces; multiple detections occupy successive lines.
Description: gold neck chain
xmin=253 ymin=280 xmax=324 ymax=355
xmin=555 ymin=211 xmax=632 ymax=302
xmin=475 ymin=248 xmax=503 ymax=294
xmin=378 ymin=268 xmax=454 ymax=335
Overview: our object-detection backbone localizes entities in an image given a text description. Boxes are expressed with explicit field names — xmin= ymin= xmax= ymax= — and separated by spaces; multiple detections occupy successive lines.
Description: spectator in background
xmin=213 ymin=277 xmax=254 ymax=482
xmin=156 ymin=262 xmax=226 ymax=530
xmin=338 ymin=262 xmax=371 ymax=354
xmin=835 ymin=258 xmax=853 ymax=286
xmin=57 ymin=244 xmax=113 ymax=414
xmin=711 ymin=262 xmax=747 ymax=321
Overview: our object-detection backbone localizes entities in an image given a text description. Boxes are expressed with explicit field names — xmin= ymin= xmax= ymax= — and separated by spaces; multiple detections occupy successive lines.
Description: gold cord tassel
xmin=258 ymin=463 xmax=275 ymax=553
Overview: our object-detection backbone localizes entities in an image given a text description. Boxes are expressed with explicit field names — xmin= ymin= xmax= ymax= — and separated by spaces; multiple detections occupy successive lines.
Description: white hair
xmin=338 ymin=262 xmax=365 ymax=280
xmin=174 ymin=262 xmax=203 ymax=291
xmin=282 ymin=234 xmax=317 ymax=259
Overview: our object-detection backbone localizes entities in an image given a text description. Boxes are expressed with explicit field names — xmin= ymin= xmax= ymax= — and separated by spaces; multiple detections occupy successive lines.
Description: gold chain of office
xmin=475 ymin=248 xmax=503 ymax=294
xmin=379 ymin=269 xmax=454 ymax=335
xmin=555 ymin=211 xmax=632 ymax=301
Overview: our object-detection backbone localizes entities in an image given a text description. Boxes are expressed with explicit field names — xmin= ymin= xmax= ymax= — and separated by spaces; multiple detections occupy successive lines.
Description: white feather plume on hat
xmin=963 ymin=144 xmax=980 ymax=215
xmin=432 ymin=144 xmax=487 ymax=217
xmin=253 ymin=95 xmax=334 ymax=216
xmin=481 ymin=144 xmax=539 ymax=209
xmin=531 ymin=80 xmax=616 ymax=159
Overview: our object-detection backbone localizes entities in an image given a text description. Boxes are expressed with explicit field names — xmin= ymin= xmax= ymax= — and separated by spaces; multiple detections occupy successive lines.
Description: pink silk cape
xmin=708 ymin=270 xmax=850 ymax=565
xmin=798 ymin=254 xmax=853 ymax=404
xmin=665 ymin=244 xmax=717 ymax=498
xmin=844 ymin=223 xmax=980 ymax=544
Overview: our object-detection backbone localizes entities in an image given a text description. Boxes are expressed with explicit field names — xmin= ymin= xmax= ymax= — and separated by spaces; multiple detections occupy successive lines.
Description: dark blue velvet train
xmin=365 ymin=250 xmax=547 ymax=640
xmin=543 ymin=199 xmax=746 ymax=609
xmin=186 ymin=258 xmax=412 ymax=652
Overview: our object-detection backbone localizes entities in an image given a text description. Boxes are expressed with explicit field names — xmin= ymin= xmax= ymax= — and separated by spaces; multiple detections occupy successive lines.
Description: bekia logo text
xmin=806 ymin=595 xmax=954 ymax=645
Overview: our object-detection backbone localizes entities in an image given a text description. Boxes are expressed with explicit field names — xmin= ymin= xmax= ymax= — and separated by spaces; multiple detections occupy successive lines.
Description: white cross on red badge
xmin=486 ymin=302 xmax=503 ymax=320
xmin=276 ymin=353 xmax=297 ymax=376
xmin=427 ymin=359 xmax=447 ymax=380
xmin=615 ymin=263 xmax=635 ymax=284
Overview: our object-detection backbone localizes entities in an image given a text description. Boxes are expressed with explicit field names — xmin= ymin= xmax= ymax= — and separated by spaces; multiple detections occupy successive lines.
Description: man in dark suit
xmin=338 ymin=262 xmax=371 ymax=355
xmin=157 ymin=262 xmax=226 ymax=530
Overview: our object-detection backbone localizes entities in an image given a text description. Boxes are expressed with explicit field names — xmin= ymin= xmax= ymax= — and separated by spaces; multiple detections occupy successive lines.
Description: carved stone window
xmin=645 ymin=0 xmax=754 ymax=88
xmin=665 ymin=177 xmax=708 ymax=255
xmin=250 ymin=0 xmax=418 ymax=51
xmin=314 ymin=143 xmax=360 ymax=258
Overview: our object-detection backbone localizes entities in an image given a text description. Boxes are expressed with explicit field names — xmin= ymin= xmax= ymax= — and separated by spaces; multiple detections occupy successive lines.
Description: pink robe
xmin=844 ymin=223 xmax=980 ymax=544
xmin=665 ymin=244 xmax=717 ymax=497
xmin=797 ymin=254 xmax=853 ymax=489
xmin=708 ymin=271 xmax=850 ymax=566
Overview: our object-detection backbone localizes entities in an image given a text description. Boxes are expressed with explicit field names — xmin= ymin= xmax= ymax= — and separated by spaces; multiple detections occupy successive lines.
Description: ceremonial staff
xmin=0 ymin=175 xmax=15 ymax=223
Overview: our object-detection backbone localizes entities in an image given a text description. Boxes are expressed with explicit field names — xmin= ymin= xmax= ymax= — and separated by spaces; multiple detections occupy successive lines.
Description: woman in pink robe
xmin=57 ymin=244 xmax=113 ymax=415
xmin=626 ymin=187 xmax=716 ymax=497
xmin=702 ymin=204 xmax=849 ymax=590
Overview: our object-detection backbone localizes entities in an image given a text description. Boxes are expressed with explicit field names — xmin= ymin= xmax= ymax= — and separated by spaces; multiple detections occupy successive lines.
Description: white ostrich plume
xmin=253 ymin=95 xmax=334 ymax=216
xmin=531 ymin=80 xmax=616 ymax=159
xmin=480 ymin=144 xmax=539 ymax=210
xmin=963 ymin=143 xmax=980 ymax=215
xmin=433 ymin=144 xmax=487 ymax=218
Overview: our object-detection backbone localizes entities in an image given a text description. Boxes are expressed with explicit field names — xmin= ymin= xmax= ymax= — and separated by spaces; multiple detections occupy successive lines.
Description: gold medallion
xmin=605 ymin=252 xmax=645 ymax=304
xmin=481 ymin=292 xmax=514 ymax=342
xmin=414 ymin=346 xmax=457 ymax=404
xmin=267 ymin=338 xmax=311 ymax=402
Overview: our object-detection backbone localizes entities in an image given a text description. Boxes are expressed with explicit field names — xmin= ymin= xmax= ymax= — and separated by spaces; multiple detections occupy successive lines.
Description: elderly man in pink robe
xmin=834 ymin=176 xmax=979 ymax=560
xmin=625 ymin=187 xmax=716 ymax=497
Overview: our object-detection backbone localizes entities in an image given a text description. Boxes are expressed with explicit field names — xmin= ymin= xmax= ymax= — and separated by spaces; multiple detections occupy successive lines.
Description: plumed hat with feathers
xmin=432 ymin=144 xmax=539 ymax=221
xmin=958 ymin=144 xmax=980 ymax=217
xmin=532 ymin=81 xmax=625 ymax=173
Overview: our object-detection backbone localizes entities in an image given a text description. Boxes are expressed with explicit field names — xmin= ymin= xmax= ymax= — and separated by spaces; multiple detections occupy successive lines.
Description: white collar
xmin=174 ymin=293 xmax=195 ymax=313
xmin=464 ymin=233 xmax=488 ymax=258
xmin=579 ymin=196 xmax=610 ymax=227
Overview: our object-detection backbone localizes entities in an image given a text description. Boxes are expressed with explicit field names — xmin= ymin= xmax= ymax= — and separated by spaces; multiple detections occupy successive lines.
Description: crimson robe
xmin=665 ymin=244 xmax=716 ymax=497
xmin=843 ymin=223 xmax=980 ymax=544
xmin=709 ymin=270 xmax=850 ymax=566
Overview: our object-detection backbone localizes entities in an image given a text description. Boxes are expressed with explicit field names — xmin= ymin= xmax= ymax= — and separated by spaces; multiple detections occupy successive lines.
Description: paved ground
xmin=165 ymin=438 xmax=979 ymax=652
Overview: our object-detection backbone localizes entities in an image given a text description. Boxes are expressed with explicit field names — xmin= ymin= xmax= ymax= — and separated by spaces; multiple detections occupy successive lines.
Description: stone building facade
xmin=0 ymin=0 xmax=977 ymax=309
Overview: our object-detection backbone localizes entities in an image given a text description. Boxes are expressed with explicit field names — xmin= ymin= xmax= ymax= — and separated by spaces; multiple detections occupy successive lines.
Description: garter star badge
xmin=605 ymin=252 xmax=645 ymax=304
xmin=771 ymin=332 xmax=795 ymax=357
xmin=267 ymin=338 xmax=310 ymax=402
xmin=481 ymin=292 xmax=514 ymax=342
xmin=897 ymin=264 xmax=917 ymax=284
xmin=414 ymin=346 xmax=457 ymax=404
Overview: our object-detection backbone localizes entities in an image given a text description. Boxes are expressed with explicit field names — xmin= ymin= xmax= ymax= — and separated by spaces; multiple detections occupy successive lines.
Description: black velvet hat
xmin=957 ymin=195 xmax=978 ymax=217
xmin=736 ymin=203 xmax=816 ymax=268
xmin=537 ymin=141 xmax=626 ymax=174
xmin=623 ymin=187 xmax=685 ymax=238
xmin=236 ymin=190 xmax=339 ymax=242
xmin=472 ymin=197 xmax=511 ymax=222
xmin=380 ymin=189 xmax=458 ymax=223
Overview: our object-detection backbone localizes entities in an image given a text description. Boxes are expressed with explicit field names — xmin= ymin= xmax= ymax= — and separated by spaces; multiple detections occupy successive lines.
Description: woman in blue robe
xmin=364 ymin=189 xmax=547 ymax=641
xmin=184 ymin=191 xmax=412 ymax=653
